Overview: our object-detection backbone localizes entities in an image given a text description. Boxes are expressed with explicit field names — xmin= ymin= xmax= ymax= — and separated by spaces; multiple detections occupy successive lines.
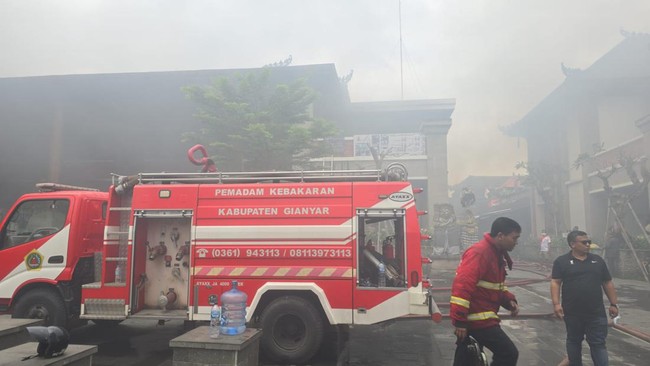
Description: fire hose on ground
xmin=611 ymin=322 xmax=650 ymax=343
xmin=434 ymin=310 xmax=650 ymax=343
xmin=425 ymin=262 xmax=650 ymax=344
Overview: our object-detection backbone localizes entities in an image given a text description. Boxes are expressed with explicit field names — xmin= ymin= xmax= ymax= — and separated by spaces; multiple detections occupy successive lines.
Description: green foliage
xmin=515 ymin=160 xmax=567 ymax=234
xmin=630 ymin=235 xmax=650 ymax=249
xmin=572 ymin=152 xmax=593 ymax=170
xmin=515 ymin=161 xmax=564 ymax=192
xmin=182 ymin=70 xmax=339 ymax=171
xmin=484 ymin=182 xmax=526 ymax=205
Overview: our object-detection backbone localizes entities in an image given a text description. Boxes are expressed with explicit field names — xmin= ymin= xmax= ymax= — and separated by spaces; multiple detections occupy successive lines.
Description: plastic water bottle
xmin=220 ymin=281 xmax=247 ymax=335
xmin=378 ymin=261 xmax=386 ymax=287
xmin=209 ymin=303 xmax=221 ymax=338
xmin=115 ymin=263 xmax=125 ymax=283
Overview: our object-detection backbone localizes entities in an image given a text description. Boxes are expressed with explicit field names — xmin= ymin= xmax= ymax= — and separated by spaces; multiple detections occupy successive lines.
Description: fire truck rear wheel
xmin=12 ymin=288 xmax=67 ymax=328
xmin=260 ymin=296 xmax=324 ymax=364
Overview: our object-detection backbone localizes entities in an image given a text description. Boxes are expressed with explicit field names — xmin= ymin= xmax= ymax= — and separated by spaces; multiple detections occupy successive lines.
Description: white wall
xmin=568 ymin=181 xmax=586 ymax=230
xmin=566 ymin=119 xmax=582 ymax=182
xmin=598 ymin=95 xmax=649 ymax=148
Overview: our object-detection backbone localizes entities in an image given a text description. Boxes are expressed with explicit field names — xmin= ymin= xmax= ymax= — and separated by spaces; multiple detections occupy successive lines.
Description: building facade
xmin=508 ymin=32 xmax=650 ymax=241
xmin=0 ymin=65 xmax=455 ymax=228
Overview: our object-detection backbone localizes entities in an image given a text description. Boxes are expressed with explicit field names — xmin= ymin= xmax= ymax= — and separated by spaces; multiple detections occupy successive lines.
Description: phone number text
xmin=209 ymin=248 xmax=351 ymax=258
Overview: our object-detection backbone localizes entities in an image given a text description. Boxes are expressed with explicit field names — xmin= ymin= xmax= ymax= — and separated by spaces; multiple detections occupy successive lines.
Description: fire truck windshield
xmin=0 ymin=199 xmax=69 ymax=249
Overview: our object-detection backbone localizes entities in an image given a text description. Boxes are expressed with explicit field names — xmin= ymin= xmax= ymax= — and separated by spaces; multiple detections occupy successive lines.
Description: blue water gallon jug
xmin=220 ymin=280 xmax=247 ymax=335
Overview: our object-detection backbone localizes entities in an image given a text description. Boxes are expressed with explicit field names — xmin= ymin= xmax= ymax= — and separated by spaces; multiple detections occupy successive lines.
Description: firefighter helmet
xmin=466 ymin=336 xmax=488 ymax=366
xmin=26 ymin=326 xmax=69 ymax=358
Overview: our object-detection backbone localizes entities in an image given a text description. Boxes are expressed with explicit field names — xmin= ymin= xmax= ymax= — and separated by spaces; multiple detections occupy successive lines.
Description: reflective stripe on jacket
xmin=450 ymin=233 xmax=517 ymax=330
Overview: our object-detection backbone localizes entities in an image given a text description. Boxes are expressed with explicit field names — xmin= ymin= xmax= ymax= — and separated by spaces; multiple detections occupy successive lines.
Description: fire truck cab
xmin=0 ymin=184 xmax=107 ymax=327
xmin=1 ymin=167 xmax=438 ymax=364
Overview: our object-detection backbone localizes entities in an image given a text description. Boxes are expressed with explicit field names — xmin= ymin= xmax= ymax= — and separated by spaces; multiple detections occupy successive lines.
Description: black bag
xmin=453 ymin=335 xmax=487 ymax=366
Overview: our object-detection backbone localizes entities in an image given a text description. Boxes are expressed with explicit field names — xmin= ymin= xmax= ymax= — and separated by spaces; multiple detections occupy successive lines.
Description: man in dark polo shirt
xmin=551 ymin=230 xmax=619 ymax=366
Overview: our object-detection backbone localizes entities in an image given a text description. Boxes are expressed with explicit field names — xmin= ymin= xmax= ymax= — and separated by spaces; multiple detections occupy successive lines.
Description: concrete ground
xmin=39 ymin=264 xmax=650 ymax=365
xmin=425 ymin=264 xmax=650 ymax=366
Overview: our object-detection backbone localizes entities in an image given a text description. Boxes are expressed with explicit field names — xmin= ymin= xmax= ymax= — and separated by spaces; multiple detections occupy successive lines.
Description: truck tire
xmin=260 ymin=296 xmax=325 ymax=364
xmin=12 ymin=288 xmax=67 ymax=328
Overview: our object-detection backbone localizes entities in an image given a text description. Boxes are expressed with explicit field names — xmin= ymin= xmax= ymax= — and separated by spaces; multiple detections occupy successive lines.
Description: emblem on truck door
xmin=24 ymin=250 xmax=44 ymax=271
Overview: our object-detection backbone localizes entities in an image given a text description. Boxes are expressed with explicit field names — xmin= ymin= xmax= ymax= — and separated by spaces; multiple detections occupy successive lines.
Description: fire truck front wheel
xmin=260 ymin=296 xmax=324 ymax=364
xmin=12 ymin=288 xmax=67 ymax=328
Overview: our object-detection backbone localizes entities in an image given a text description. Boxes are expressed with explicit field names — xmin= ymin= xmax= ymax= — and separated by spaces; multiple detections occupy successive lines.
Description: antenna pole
xmin=399 ymin=0 xmax=404 ymax=100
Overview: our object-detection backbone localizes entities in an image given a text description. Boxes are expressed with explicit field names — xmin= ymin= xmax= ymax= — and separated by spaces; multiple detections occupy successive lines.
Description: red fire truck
xmin=0 ymin=159 xmax=439 ymax=364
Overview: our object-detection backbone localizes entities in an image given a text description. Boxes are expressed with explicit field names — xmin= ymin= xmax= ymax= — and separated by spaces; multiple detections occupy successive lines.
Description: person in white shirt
xmin=540 ymin=232 xmax=551 ymax=260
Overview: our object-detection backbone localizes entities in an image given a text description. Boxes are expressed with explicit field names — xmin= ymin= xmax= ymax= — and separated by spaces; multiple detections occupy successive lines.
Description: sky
xmin=1 ymin=0 xmax=649 ymax=184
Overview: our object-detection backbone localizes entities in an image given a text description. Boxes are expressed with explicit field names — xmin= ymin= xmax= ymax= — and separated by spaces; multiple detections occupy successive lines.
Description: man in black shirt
xmin=551 ymin=230 xmax=619 ymax=366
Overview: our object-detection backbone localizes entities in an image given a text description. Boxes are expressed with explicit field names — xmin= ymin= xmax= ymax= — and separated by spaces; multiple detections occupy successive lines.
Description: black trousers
xmin=453 ymin=325 xmax=519 ymax=366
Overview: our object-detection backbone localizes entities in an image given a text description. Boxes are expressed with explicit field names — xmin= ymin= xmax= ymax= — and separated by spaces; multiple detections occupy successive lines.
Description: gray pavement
xmin=342 ymin=319 xmax=438 ymax=366
xmin=69 ymin=318 xmax=183 ymax=366
xmin=426 ymin=265 xmax=650 ymax=366
xmin=8 ymin=264 xmax=647 ymax=365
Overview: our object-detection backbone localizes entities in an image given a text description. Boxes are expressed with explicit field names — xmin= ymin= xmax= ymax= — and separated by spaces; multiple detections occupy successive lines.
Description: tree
xmin=574 ymin=145 xmax=650 ymax=281
xmin=515 ymin=161 xmax=567 ymax=235
xmin=367 ymin=144 xmax=389 ymax=170
xmin=182 ymin=69 xmax=338 ymax=171
xmin=573 ymin=146 xmax=650 ymax=235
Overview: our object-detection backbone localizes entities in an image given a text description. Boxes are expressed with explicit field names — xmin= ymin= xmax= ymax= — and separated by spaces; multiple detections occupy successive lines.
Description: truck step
xmin=109 ymin=207 xmax=132 ymax=211
xmin=81 ymin=298 xmax=126 ymax=319
xmin=105 ymin=257 xmax=128 ymax=262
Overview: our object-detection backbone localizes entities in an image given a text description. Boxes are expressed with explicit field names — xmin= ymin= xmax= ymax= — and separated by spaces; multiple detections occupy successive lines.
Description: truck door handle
xmin=48 ymin=255 xmax=64 ymax=264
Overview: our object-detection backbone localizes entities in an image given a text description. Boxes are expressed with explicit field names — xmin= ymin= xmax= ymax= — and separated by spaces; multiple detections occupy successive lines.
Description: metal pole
xmin=399 ymin=0 xmax=403 ymax=100
xmin=626 ymin=201 xmax=650 ymax=277
xmin=603 ymin=197 xmax=611 ymax=259
xmin=627 ymin=201 xmax=650 ymax=252
xmin=612 ymin=207 xmax=649 ymax=282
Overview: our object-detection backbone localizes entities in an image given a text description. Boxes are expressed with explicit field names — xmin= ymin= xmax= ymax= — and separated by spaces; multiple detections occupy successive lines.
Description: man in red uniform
xmin=451 ymin=217 xmax=521 ymax=366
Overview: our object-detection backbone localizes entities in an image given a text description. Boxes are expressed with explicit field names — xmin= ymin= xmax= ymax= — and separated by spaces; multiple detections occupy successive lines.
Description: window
xmin=0 ymin=199 xmax=69 ymax=249
xmin=357 ymin=209 xmax=406 ymax=288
